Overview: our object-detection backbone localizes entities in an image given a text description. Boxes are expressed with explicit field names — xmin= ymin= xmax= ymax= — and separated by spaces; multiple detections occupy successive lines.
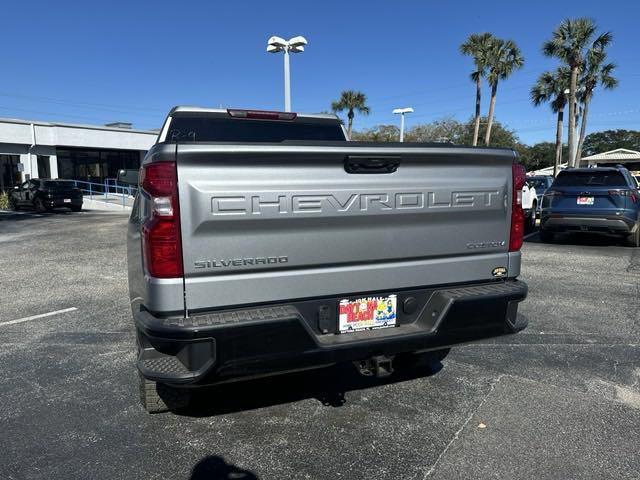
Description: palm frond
xmin=460 ymin=32 xmax=495 ymax=79
xmin=592 ymin=31 xmax=613 ymax=51
xmin=543 ymin=17 xmax=599 ymax=67
xmin=530 ymin=67 xmax=570 ymax=113
xmin=485 ymin=37 xmax=524 ymax=85
xmin=330 ymin=90 xmax=370 ymax=121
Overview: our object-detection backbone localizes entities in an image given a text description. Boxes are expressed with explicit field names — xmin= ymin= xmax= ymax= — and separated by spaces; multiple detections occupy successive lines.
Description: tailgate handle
xmin=344 ymin=155 xmax=400 ymax=174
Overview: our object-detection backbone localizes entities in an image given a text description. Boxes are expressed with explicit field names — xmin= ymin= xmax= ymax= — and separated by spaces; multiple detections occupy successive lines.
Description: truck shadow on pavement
xmin=525 ymin=230 xmax=630 ymax=247
xmin=190 ymin=455 xmax=259 ymax=480
xmin=178 ymin=358 xmax=443 ymax=418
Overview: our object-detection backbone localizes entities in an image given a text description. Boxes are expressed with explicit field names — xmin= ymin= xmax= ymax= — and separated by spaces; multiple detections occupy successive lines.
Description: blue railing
xmin=72 ymin=178 xmax=137 ymax=208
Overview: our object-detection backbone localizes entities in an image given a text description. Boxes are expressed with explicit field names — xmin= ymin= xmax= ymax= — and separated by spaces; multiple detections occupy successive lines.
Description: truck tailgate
xmin=176 ymin=144 xmax=516 ymax=311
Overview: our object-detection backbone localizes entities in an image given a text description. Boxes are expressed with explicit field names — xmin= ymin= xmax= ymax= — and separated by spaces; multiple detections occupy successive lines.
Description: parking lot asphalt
xmin=1 ymin=210 xmax=639 ymax=480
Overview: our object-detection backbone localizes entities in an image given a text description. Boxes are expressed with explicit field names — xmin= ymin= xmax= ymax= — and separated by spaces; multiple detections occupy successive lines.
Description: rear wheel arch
xmin=626 ymin=220 xmax=640 ymax=247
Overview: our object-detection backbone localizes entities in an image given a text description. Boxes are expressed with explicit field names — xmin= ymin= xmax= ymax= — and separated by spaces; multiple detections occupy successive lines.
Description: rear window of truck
xmin=553 ymin=171 xmax=627 ymax=187
xmin=163 ymin=116 xmax=345 ymax=143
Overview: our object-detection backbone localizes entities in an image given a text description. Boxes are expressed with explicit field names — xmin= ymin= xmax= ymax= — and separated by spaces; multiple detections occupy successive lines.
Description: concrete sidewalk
xmin=83 ymin=195 xmax=133 ymax=211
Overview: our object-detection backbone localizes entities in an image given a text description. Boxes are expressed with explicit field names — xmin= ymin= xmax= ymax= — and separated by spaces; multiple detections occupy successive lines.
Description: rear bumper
xmin=541 ymin=212 xmax=635 ymax=234
xmin=134 ymin=279 xmax=528 ymax=386
xmin=44 ymin=198 xmax=83 ymax=208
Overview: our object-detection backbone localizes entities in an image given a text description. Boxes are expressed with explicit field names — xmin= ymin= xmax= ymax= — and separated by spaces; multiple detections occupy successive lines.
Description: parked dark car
xmin=9 ymin=179 xmax=83 ymax=212
xmin=540 ymin=166 xmax=640 ymax=246
xmin=527 ymin=175 xmax=554 ymax=213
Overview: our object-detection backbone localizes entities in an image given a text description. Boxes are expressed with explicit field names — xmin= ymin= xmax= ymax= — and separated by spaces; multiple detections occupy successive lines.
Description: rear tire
xmin=138 ymin=372 xmax=191 ymax=414
xmin=539 ymin=228 xmax=554 ymax=243
xmin=71 ymin=205 xmax=82 ymax=212
xmin=8 ymin=196 xmax=19 ymax=211
xmin=525 ymin=205 xmax=537 ymax=233
xmin=626 ymin=222 xmax=640 ymax=247
xmin=34 ymin=198 xmax=48 ymax=213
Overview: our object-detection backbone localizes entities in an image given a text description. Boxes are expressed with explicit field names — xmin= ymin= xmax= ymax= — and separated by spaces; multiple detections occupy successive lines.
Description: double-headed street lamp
xmin=392 ymin=107 xmax=414 ymax=142
xmin=267 ymin=35 xmax=307 ymax=112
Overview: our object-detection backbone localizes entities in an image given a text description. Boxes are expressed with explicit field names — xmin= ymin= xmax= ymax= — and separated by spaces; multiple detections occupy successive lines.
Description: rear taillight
xmin=509 ymin=163 xmax=526 ymax=252
xmin=609 ymin=190 xmax=637 ymax=202
xmin=140 ymin=162 xmax=183 ymax=278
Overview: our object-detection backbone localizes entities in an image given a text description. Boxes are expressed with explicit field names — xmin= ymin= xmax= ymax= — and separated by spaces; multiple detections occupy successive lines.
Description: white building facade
xmin=0 ymin=117 xmax=157 ymax=191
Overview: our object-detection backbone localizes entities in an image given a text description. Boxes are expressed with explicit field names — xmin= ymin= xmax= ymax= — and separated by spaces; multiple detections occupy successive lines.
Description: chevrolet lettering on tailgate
xmin=210 ymin=190 xmax=502 ymax=216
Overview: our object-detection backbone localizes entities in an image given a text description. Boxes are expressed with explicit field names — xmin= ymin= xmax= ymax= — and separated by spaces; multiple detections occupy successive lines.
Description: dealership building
xmin=0 ymin=117 xmax=158 ymax=191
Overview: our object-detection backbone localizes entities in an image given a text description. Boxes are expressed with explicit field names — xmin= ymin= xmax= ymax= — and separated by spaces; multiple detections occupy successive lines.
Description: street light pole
xmin=392 ymin=107 xmax=414 ymax=142
xmin=283 ymin=48 xmax=291 ymax=112
xmin=564 ymin=88 xmax=581 ymax=167
xmin=267 ymin=36 xmax=307 ymax=112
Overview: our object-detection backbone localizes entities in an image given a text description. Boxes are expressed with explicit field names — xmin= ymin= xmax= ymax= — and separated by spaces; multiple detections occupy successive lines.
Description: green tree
xmin=351 ymin=124 xmax=399 ymax=142
xmin=404 ymin=117 xmax=465 ymax=143
xmin=331 ymin=90 xmax=370 ymax=138
xmin=542 ymin=18 xmax=612 ymax=166
xmin=353 ymin=117 xmax=519 ymax=148
xmin=582 ymin=130 xmax=640 ymax=156
xmin=471 ymin=117 xmax=519 ymax=148
xmin=576 ymin=49 xmax=618 ymax=163
xmin=484 ymin=38 xmax=524 ymax=146
xmin=531 ymin=67 xmax=571 ymax=177
xmin=460 ymin=33 xmax=494 ymax=146
xmin=517 ymin=142 xmax=568 ymax=171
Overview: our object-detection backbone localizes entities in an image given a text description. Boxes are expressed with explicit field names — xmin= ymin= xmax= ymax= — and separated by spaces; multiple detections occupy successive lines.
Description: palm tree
xmin=575 ymin=49 xmax=618 ymax=163
xmin=531 ymin=67 xmax=571 ymax=177
xmin=542 ymin=18 xmax=612 ymax=166
xmin=484 ymin=38 xmax=524 ymax=146
xmin=460 ymin=33 xmax=494 ymax=146
xmin=331 ymin=90 xmax=370 ymax=139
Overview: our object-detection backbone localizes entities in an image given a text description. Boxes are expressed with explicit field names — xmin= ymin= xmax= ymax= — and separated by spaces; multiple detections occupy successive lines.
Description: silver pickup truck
xmin=127 ymin=107 xmax=528 ymax=413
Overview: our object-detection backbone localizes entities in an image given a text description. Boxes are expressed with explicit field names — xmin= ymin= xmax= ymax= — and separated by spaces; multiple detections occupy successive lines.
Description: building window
xmin=0 ymin=154 xmax=21 ymax=192
xmin=56 ymin=148 xmax=141 ymax=186
xmin=37 ymin=156 xmax=51 ymax=178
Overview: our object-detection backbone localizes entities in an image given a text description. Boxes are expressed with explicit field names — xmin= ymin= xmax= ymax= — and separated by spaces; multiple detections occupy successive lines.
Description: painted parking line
xmin=0 ymin=307 xmax=78 ymax=327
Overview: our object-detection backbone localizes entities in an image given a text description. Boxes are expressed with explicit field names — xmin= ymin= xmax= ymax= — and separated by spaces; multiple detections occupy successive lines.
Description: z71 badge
xmin=492 ymin=267 xmax=508 ymax=278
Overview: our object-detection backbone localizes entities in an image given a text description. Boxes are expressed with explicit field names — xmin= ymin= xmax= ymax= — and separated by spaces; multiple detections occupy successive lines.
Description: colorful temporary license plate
xmin=63 ymin=198 xmax=71 ymax=203
xmin=338 ymin=294 xmax=397 ymax=334
xmin=577 ymin=197 xmax=594 ymax=205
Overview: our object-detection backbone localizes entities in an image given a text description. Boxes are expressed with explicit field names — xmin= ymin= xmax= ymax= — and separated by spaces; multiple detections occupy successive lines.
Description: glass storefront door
xmin=0 ymin=154 xmax=21 ymax=192
xmin=37 ymin=156 xmax=51 ymax=178
xmin=56 ymin=148 xmax=140 ymax=189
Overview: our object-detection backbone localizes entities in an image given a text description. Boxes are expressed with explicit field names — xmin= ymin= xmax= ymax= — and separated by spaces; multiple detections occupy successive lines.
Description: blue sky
xmin=1 ymin=0 xmax=638 ymax=144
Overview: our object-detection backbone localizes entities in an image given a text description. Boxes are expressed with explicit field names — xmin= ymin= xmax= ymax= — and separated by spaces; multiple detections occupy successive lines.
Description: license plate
xmin=338 ymin=294 xmax=397 ymax=333
xmin=63 ymin=198 xmax=71 ymax=203
xmin=577 ymin=197 xmax=593 ymax=205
